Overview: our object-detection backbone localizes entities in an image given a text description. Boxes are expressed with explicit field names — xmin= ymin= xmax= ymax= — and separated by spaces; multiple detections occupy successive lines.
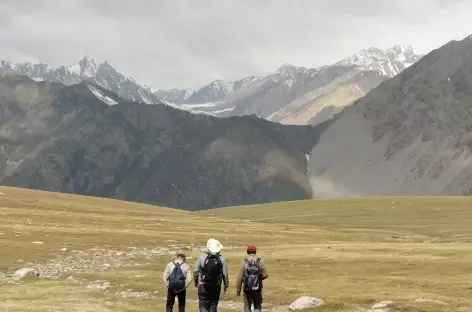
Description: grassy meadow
xmin=1 ymin=187 xmax=472 ymax=311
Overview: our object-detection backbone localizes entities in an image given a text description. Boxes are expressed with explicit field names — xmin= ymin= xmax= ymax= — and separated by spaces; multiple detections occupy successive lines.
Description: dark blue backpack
xmin=168 ymin=262 xmax=186 ymax=292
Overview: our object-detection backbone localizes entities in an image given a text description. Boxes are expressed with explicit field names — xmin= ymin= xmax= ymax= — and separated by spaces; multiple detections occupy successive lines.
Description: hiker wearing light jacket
xmin=163 ymin=252 xmax=192 ymax=312
xmin=194 ymin=238 xmax=229 ymax=312
xmin=235 ymin=245 xmax=269 ymax=312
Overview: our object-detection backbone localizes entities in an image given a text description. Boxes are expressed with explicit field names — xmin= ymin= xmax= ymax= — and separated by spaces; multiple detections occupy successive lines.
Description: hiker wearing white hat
xmin=193 ymin=238 xmax=229 ymax=312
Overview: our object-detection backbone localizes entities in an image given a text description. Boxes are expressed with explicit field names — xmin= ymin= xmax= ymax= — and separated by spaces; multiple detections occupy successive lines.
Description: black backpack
xmin=202 ymin=253 xmax=222 ymax=284
xmin=243 ymin=258 xmax=261 ymax=292
xmin=168 ymin=262 xmax=186 ymax=292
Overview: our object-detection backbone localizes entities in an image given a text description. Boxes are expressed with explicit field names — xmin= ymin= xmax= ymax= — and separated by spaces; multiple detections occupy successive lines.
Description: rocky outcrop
xmin=12 ymin=267 xmax=40 ymax=281
xmin=288 ymin=296 xmax=324 ymax=310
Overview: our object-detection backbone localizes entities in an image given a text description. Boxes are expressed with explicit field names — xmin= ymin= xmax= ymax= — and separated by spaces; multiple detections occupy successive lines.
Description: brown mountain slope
xmin=308 ymin=34 xmax=472 ymax=197
xmin=267 ymin=70 xmax=387 ymax=125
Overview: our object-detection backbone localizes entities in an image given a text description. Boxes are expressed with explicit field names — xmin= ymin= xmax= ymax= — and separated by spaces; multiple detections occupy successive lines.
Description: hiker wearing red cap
xmin=235 ymin=245 xmax=269 ymax=312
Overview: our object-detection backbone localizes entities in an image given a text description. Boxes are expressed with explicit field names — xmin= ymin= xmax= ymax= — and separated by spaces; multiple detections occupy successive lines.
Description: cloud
xmin=0 ymin=0 xmax=471 ymax=89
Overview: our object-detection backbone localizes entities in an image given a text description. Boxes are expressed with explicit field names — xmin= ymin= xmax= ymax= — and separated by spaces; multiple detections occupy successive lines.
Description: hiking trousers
xmin=166 ymin=288 xmax=186 ymax=312
xmin=243 ymin=290 xmax=263 ymax=312
xmin=198 ymin=284 xmax=221 ymax=312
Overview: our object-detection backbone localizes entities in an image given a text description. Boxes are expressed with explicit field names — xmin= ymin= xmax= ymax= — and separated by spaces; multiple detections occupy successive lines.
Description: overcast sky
xmin=1 ymin=0 xmax=471 ymax=89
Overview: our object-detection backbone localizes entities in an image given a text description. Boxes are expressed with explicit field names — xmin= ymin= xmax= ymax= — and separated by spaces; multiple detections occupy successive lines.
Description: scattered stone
xmin=217 ymin=301 xmax=244 ymax=310
xmin=12 ymin=267 xmax=40 ymax=281
xmin=270 ymin=305 xmax=290 ymax=312
xmin=87 ymin=280 xmax=110 ymax=292
xmin=424 ymin=237 xmax=441 ymax=244
xmin=115 ymin=252 xmax=126 ymax=257
xmin=414 ymin=298 xmax=447 ymax=305
xmin=31 ymin=241 xmax=44 ymax=245
xmin=288 ymin=296 xmax=324 ymax=310
xmin=66 ymin=276 xmax=80 ymax=283
xmin=103 ymin=263 xmax=111 ymax=268
xmin=116 ymin=291 xmax=159 ymax=299
xmin=372 ymin=301 xmax=393 ymax=309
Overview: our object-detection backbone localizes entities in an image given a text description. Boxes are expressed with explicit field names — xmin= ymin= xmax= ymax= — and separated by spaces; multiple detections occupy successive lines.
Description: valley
xmin=1 ymin=187 xmax=472 ymax=312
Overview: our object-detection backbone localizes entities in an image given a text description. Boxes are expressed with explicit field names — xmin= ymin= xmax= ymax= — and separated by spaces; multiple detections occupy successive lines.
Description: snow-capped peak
xmin=67 ymin=57 xmax=99 ymax=78
xmin=335 ymin=44 xmax=422 ymax=67
xmin=275 ymin=63 xmax=299 ymax=76
xmin=208 ymin=79 xmax=234 ymax=95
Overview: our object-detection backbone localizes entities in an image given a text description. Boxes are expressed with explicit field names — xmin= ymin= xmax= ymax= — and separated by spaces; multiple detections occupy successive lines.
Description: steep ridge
xmin=308 ymin=34 xmax=472 ymax=197
xmin=0 ymin=71 xmax=322 ymax=210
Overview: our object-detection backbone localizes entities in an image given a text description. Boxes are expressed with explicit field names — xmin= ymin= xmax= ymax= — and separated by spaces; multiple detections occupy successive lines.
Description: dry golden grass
xmin=1 ymin=188 xmax=472 ymax=311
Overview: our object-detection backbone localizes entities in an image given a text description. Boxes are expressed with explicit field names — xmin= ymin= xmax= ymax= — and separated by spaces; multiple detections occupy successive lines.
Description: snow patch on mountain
xmin=87 ymin=84 xmax=118 ymax=106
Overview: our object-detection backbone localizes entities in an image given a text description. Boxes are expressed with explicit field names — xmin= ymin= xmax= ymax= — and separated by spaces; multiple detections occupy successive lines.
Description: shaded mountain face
xmin=308 ymin=34 xmax=472 ymax=197
xmin=0 ymin=72 xmax=321 ymax=210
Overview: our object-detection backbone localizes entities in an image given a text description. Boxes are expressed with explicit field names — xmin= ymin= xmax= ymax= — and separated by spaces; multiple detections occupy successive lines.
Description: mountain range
xmin=2 ymin=33 xmax=472 ymax=207
xmin=0 ymin=70 xmax=320 ymax=210
xmin=0 ymin=44 xmax=423 ymax=125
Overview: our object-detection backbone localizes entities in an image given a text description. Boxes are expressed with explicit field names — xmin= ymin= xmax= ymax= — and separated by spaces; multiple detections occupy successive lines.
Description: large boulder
xmin=288 ymin=296 xmax=324 ymax=310
xmin=12 ymin=267 xmax=40 ymax=281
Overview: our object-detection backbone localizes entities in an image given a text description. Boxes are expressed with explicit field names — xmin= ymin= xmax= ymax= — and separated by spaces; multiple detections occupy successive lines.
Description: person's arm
xmin=235 ymin=259 xmax=246 ymax=295
xmin=163 ymin=263 xmax=171 ymax=286
xmin=184 ymin=263 xmax=192 ymax=288
xmin=259 ymin=258 xmax=269 ymax=280
xmin=221 ymin=255 xmax=229 ymax=291
xmin=193 ymin=256 xmax=201 ymax=287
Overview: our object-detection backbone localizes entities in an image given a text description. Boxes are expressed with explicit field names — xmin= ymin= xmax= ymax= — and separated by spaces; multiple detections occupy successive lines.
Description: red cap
xmin=247 ymin=245 xmax=257 ymax=252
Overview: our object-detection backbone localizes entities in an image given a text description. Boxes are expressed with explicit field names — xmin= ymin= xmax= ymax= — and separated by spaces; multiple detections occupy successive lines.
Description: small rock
xmin=60 ymin=248 xmax=68 ymax=252
xmin=414 ymin=298 xmax=447 ymax=305
xmin=424 ymin=237 xmax=441 ymax=244
xmin=115 ymin=252 xmax=126 ymax=257
xmin=12 ymin=267 xmax=40 ymax=281
xmin=87 ymin=280 xmax=110 ymax=291
xmin=288 ymin=296 xmax=324 ymax=310
xmin=372 ymin=301 xmax=393 ymax=309
xmin=31 ymin=241 xmax=44 ymax=245
xmin=103 ymin=263 xmax=111 ymax=268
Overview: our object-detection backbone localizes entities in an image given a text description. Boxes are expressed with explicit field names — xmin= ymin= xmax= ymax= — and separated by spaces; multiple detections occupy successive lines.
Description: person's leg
xmin=208 ymin=285 xmax=221 ymax=312
xmin=198 ymin=285 xmax=210 ymax=312
xmin=177 ymin=289 xmax=186 ymax=312
xmin=166 ymin=289 xmax=176 ymax=312
xmin=243 ymin=291 xmax=253 ymax=312
xmin=252 ymin=291 xmax=263 ymax=312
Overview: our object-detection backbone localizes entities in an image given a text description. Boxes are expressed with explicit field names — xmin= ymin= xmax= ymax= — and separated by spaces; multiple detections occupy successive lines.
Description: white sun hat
xmin=207 ymin=238 xmax=223 ymax=253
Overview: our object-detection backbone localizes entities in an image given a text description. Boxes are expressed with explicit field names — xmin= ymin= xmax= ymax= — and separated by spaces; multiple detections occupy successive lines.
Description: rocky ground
xmin=1 ymin=242 xmax=449 ymax=311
